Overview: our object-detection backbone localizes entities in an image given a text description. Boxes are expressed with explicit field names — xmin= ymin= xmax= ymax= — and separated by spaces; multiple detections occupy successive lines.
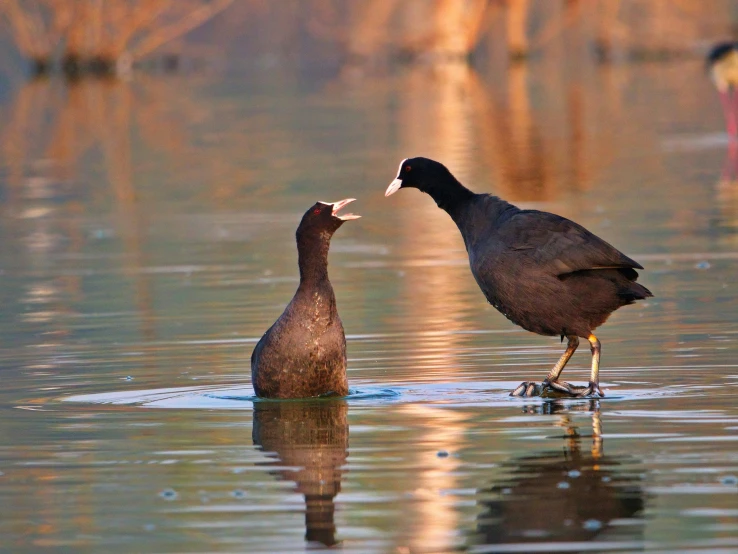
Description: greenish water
xmin=1 ymin=60 xmax=737 ymax=553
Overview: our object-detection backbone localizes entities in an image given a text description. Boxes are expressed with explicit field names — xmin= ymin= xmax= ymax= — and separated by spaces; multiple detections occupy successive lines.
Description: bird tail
xmin=618 ymin=281 xmax=653 ymax=303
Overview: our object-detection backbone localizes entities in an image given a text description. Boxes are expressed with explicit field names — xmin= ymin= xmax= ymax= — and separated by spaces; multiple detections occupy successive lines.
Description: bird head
xmin=385 ymin=157 xmax=454 ymax=197
xmin=296 ymin=199 xmax=360 ymax=241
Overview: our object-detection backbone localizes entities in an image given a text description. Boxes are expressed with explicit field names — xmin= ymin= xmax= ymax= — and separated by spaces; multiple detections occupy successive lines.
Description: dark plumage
xmin=251 ymin=199 xmax=360 ymax=399
xmin=385 ymin=157 xmax=652 ymax=397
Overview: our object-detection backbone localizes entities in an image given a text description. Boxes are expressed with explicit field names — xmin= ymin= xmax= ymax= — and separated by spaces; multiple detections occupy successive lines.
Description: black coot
xmin=385 ymin=158 xmax=652 ymax=397
xmin=251 ymin=199 xmax=360 ymax=398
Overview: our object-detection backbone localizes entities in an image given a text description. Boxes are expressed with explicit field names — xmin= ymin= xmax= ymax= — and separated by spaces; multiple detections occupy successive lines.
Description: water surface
xmin=1 ymin=58 xmax=737 ymax=552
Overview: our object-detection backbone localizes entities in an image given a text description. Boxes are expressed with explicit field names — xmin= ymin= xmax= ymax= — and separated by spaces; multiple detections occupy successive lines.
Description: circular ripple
xmin=208 ymin=386 xmax=401 ymax=403
xmin=59 ymin=380 xmax=684 ymax=410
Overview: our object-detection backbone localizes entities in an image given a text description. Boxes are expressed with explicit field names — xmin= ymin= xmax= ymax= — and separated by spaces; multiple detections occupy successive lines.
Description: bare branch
xmin=129 ymin=0 xmax=234 ymax=61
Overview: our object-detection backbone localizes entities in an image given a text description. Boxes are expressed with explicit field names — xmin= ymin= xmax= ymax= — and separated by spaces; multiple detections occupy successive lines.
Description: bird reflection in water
xmin=473 ymin=401 xmax=645 ymax=549
xmin=252 ymin=400 xmax=348 ymax=548
xmin=717 ymin=141 xmax=738 ymax=234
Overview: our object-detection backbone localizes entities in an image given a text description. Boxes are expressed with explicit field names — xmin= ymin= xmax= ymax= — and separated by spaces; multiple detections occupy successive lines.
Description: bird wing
xmin=498 ymin=210 xmax=643 ymax=276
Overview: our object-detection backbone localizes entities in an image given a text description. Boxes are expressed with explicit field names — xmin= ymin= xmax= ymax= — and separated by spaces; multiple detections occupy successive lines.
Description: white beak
xmin=385 ymin=178 xmax=402 ymax=197
xmin=329 ymin=198 xmax=361 ymax=220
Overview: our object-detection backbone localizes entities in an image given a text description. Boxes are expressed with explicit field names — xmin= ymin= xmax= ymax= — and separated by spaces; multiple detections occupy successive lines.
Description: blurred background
xmin=1 ymin=1 xmax=738 ymax=553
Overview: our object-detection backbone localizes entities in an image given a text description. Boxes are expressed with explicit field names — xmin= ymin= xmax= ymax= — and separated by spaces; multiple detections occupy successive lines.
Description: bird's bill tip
xmin=330 ymin=198 xmax=360 ymax=220
xmin=385 ymin=178 xmax=402 ymax=197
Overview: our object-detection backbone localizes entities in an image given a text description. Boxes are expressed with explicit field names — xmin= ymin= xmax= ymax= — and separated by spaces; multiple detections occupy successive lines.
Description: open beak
xmin=385 ymin=178 xmax=402 ymax=197
xmin=330 ymin=198 xmax=361 ymax=220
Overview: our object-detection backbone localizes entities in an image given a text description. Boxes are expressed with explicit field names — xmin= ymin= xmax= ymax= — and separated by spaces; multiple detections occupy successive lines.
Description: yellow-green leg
xmin=547 ymin=334 xmax=604 ymax=397
xmin=510 ymin=334 xmax=605 ymax=398
xmin=542 ymin=335 xmax=580 ymax=393
xmin=511 ymin=335 xmax=580 ymax=397
xmin=581 ymin=334 xmax=604 ymax=397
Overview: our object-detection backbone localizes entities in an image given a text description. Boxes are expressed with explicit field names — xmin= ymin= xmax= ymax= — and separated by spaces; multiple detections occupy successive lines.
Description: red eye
xmin=313 ymin=208 xmax=321 ymax=214
xmin=405 ymin=165 xmax=411 ymax=171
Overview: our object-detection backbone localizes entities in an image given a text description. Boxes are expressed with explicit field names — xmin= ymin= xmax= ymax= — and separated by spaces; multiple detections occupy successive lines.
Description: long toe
xmin=574 ymin=382 xmax=605 ymax=398
xmin=542 ymin=379 xmax=575 ymax=394
xmin=510 ymin=382 xmax=542 ymax=397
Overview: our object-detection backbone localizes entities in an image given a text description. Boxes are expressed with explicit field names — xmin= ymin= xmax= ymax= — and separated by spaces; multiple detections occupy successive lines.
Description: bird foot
xmin=509 ymin=381 xmax=543 ymax=397
xmin=543 ymin=379 xmax=604 ymax=398
xmin=510 ymin=380 xmax=604 ymax=398
xmin=542 ymin=379 xmax=575 ymax=394
xmin=573 ymin=381 xmax=605 ymax=398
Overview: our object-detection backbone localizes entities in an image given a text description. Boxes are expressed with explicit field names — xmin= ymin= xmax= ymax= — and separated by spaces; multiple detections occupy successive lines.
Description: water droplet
xmin=521 ymin=529 xmax=549 ymax=538
xmin=158 ymin=488 xmax=178 ymax=501
xmin=91 ymin=228 xmax=114 ymax=239
xmin=696 ymin=261 xmax=711 ymax=269
xmin=721 ymin=475 xmax=738 ymax=486
xmin=583 ymin=519 xmax=602 ymax=530
xmin=436 ymin=450 xmax=449 ymax=458
xmin=567 ymin=470 xmax=581 ymax=478
xmin=557 ymin=481 xmax=570 ymax=489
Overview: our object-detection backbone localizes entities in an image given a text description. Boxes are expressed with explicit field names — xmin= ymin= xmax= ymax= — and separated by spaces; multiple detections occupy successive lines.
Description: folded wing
xmin=499 ymin=211 xmax=643 ymax=278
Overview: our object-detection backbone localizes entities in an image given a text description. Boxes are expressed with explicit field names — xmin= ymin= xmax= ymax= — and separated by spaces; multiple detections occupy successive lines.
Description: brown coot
xmin=251 ymin=199 xmax=360 ymax=398
xmin=385 ymin=158 xmax=652 ymax=398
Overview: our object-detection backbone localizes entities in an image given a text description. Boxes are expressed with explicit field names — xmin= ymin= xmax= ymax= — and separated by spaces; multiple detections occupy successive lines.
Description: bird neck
xmin=425 ymin=175 xmax=476 ymax=221
xmin=297 ymin=233 xmax=332 ymax=287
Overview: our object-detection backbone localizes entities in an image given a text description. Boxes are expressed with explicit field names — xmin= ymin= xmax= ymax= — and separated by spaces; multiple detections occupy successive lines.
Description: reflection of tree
xmin=462 ymin=62 xmax=605 ymax=204
xmin=0 ymin=0 xmax=235 ymax=74
xmin=0 ymin=77 xmax=196 ymax=178
xmin=252 ymin=400 xmax=348 ymax=547
xmin=2 ymin=0 xmax=732 ymax=75
xmin=384 ymin=59 xmax=603 ymax=357
xmin=206 ymin=1 xmax=738 ymax=64
xmin=394 ymin=406 xmax=470 ymax=553
xmin=472 ymin=402 xmax=645 ymax=549
xmin=391 ymin=62 xmax=479 ymax=345
xmin=0 ymin=76 xmax=206 ymax=346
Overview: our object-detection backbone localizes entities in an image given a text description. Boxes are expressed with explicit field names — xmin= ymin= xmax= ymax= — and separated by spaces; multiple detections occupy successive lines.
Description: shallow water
xmin=1 ymin=56 xmax=738 ymax=553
